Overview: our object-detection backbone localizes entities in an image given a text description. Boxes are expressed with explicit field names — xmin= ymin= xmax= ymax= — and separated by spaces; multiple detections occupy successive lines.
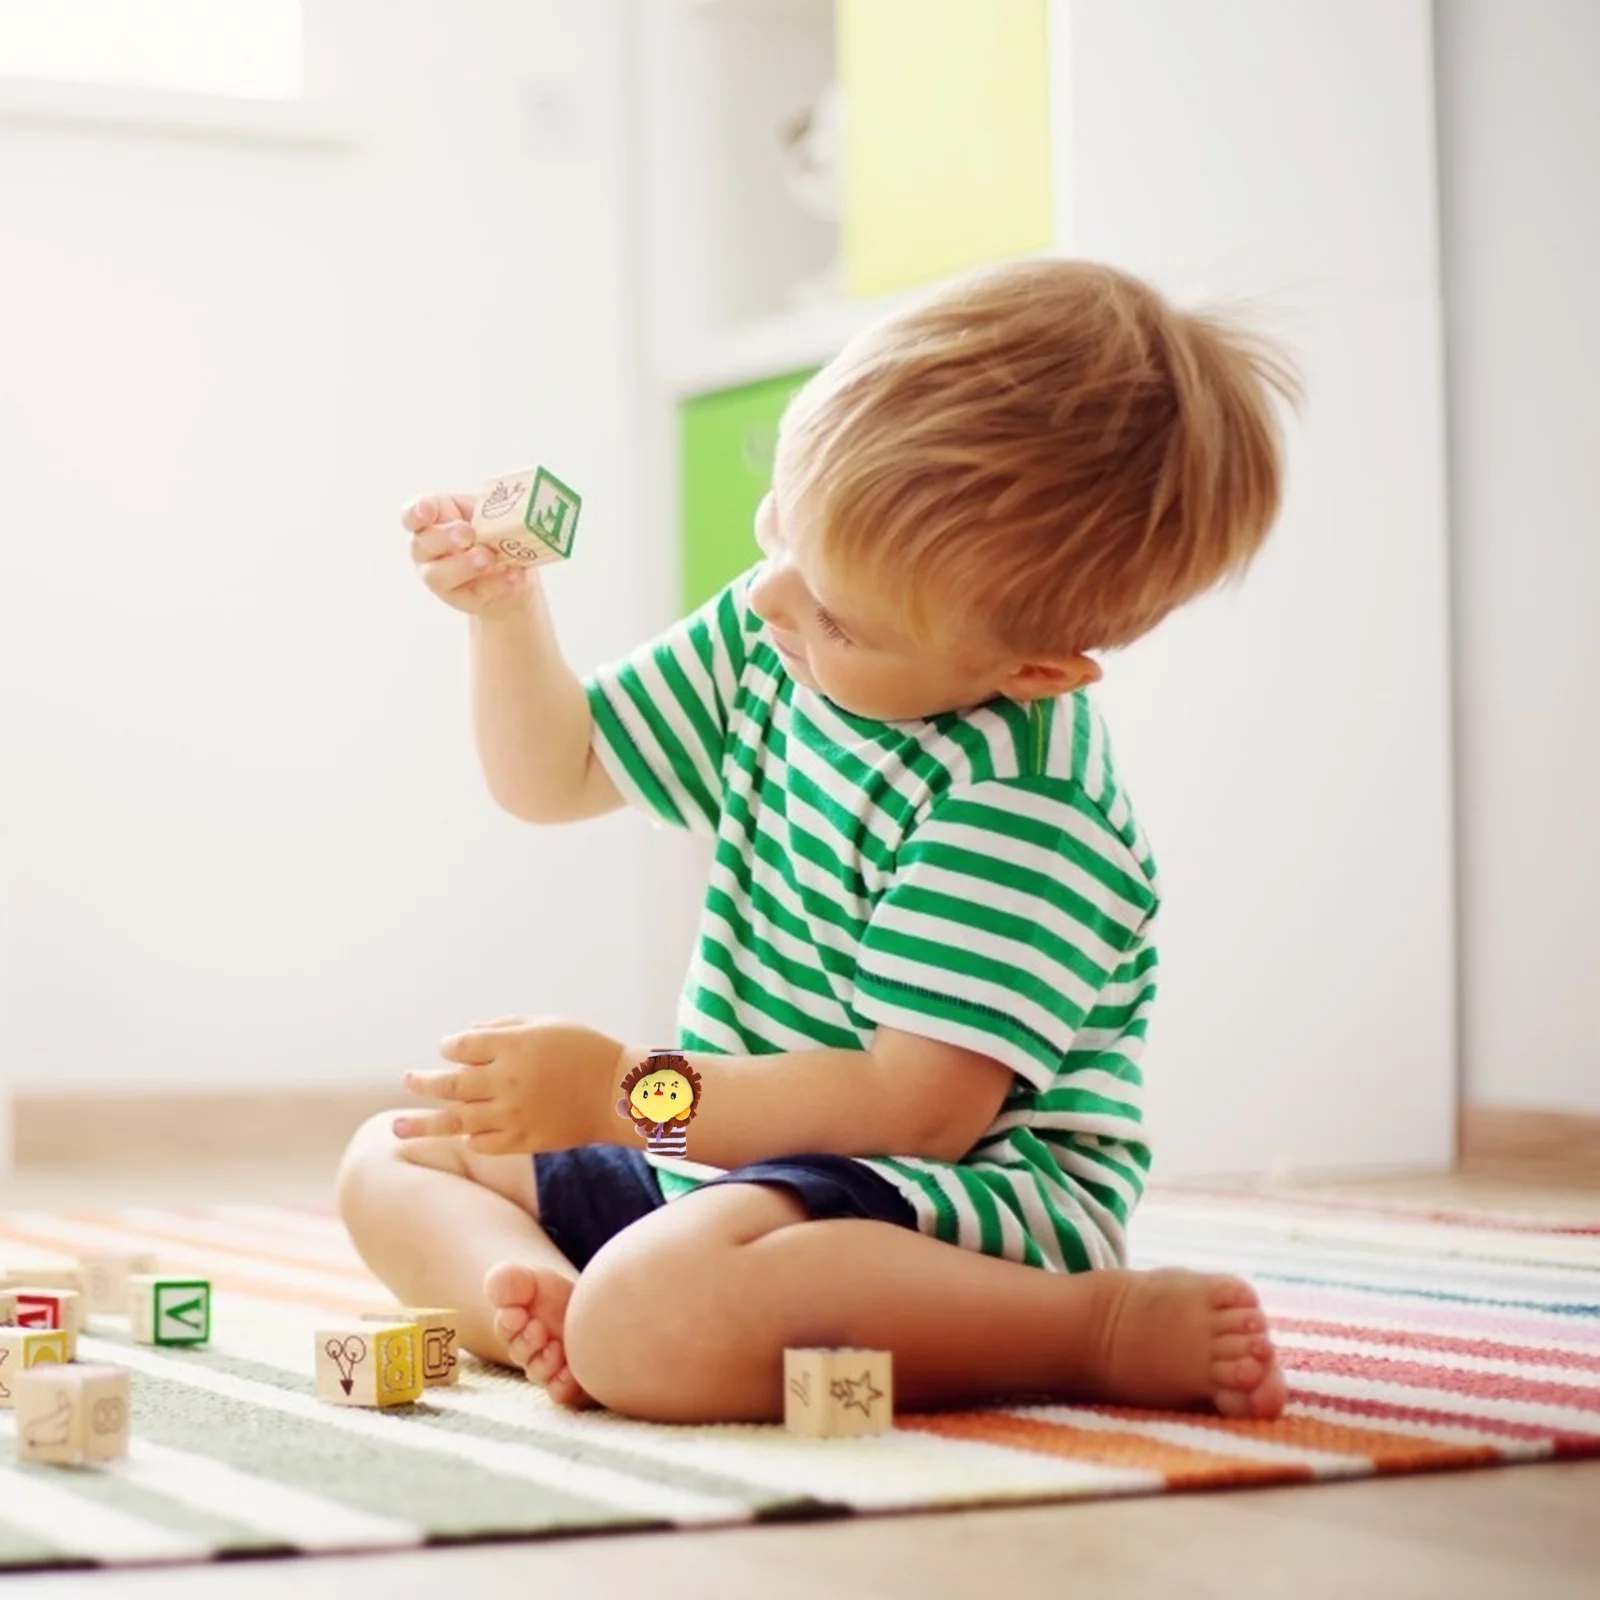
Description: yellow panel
xmin=840 ymin=0 xmax=1054 ymax=298
xmin=376 ymin=1326 xmax=423 ymax=1406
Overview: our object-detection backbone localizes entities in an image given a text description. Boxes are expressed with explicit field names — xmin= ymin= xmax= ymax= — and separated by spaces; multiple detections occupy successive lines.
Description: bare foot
xmin=483 ymin=1261 xmax=593 ymax=1408
xmin=1077 ymin=1269 xmax=1287 ymax=1419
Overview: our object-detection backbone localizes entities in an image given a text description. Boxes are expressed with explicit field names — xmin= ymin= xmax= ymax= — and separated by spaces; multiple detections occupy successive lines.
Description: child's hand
xmin=402 ymin=492 xmax=529 ymax=621
xmin=396 ymin=1017 xmax=631 ymax=1155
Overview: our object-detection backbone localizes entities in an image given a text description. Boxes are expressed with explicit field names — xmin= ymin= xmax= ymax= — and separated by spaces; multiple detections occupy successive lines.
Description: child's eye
xmin=813 ymin=605 xmax=850 ymax=644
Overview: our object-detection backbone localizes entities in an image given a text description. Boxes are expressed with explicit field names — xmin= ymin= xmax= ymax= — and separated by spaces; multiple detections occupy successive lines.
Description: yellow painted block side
xmin=375 ymin=1325 xmax=423 ymax=1407
xmin=840 ymin=0 xmax=1054 ymax=298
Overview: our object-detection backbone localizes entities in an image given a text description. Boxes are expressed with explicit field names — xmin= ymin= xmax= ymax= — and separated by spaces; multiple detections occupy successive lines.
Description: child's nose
xmin=749 ymin=564 xmax=797 ymax=631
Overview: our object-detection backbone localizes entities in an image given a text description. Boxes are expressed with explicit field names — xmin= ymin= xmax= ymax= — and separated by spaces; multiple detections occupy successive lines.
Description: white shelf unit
xmin=636 ymin=0 xmax=843 ymax=396
xmin=628 ymin=0 xmax=1458 ymax=1181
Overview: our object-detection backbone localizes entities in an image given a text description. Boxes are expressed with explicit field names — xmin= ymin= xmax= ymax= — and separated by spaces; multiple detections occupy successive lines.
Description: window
xmin=0 ymin=0 xmax=303 ymax=100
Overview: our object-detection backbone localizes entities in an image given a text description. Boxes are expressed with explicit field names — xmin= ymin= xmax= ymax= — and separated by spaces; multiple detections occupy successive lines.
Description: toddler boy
xmin=339 ymin=259 xmax=1295 ymax=1423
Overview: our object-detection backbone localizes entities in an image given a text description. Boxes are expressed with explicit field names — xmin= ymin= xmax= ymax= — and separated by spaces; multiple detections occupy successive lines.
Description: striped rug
xmin=0 ymin=1190 xmax=1595 ymax=1569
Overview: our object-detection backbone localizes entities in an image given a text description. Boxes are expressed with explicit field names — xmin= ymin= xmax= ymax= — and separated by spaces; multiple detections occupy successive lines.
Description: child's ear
xmin=999 ymin=654 xmax=1101 ymax=702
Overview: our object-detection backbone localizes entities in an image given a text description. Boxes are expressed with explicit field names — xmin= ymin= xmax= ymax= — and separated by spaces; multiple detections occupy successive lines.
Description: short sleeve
xmin=852 ymin=777 xmax=1160 ymax=1090
xmin=584 ymin=570 xmax=756 ymax=835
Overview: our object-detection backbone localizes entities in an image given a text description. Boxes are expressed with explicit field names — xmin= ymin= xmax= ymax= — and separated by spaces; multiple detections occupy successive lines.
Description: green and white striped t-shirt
xmin=585 ymin=569 xmax=1161 ymax=1271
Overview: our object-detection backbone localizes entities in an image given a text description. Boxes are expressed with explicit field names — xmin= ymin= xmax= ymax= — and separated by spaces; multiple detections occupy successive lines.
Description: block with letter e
xmin=129 ymin=1276 xmax=211 ymax=1347
xmin=470 ymin=464 xmax=581 ymax=567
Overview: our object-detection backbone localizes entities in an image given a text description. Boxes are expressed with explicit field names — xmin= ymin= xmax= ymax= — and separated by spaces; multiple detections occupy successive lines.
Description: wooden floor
xmin=4 ymin=1162 xmax=1597 ymax=1600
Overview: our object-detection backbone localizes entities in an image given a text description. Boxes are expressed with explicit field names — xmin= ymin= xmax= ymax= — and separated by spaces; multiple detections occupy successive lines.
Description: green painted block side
xmin=153 ymin=1280 xmax=211 ymax=1347
xmin=680 ymin=369 xmax=817 ymax=612
xmin=840 ymin=0 xmax=1055 ymax=298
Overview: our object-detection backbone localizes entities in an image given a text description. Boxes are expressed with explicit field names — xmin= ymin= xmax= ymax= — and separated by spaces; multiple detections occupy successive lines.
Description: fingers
xmin=393 ymin=1103 xmax=499 ymax=1140
xmin=411 ymin=519 xmax=478 ymax=563
xmin=440 ymin=1030 xmax=500 ymax=1067
xmin=401 ymin=492 xmax=478 ymax=534
xmin=406 ymin=1064 xmax=492 ymax=1102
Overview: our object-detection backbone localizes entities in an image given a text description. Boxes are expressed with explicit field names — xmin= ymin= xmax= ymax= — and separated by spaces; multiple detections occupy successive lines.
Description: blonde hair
xmin=777 ymin=259 xmax=1299 ymax=658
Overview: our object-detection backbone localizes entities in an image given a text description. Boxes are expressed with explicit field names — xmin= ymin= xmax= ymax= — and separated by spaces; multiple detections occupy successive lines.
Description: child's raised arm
xmin=403 ymin=493 xmax=621 ymax=824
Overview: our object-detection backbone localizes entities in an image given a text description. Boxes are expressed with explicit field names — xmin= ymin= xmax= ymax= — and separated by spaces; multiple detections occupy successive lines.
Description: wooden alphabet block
xmin=360 ymin=1307 xmax=459 ymax=1386
xmin=128 ymin=1276 xmax=211 ymax=1347
xmin=1 ymin=1264 xmax=85 ymax=1296
xmin=783 ymin=1347 xmax=894 ymax=1438
xmin=0 ymin=1328 xmax=72 ymax=1409
xmin=11 ymin=1288 xmax=84 ymax=1342
xmin=470 ymin=465 xmax=582 ymax=567
xmin=78 ymin=1252 xmax=158 ymax=1314
xmin=0 ymin=1291 xmax=16 ymax=1327
xmin=316 ymin=1322 xmax=424 ymax=1408
xmin=14 ymin=1366 xmax=130 ymax=1466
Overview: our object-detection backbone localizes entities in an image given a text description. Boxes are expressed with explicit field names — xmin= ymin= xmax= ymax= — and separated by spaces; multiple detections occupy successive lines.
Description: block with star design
xmin=783 ymin=1347 xmax=894 ymax=1438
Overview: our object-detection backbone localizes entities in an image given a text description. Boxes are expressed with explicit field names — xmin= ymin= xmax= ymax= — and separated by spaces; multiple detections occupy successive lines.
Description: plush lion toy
xmin=615 ymin=1051 xmax=704 ymax=1156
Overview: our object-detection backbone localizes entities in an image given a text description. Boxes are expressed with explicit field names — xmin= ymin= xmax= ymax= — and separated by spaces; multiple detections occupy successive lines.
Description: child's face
xmin=749 ymin=490 xmax=1017 ymax=722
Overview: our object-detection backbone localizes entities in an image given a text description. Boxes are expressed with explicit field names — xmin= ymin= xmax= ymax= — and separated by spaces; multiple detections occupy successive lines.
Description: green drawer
xmin=680 ymin=369 xmax=817 ymax=612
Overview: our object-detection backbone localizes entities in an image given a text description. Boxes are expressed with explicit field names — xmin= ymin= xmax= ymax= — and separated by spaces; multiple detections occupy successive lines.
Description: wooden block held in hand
xmin=78 ymin=1253 xmax=158 ymax=1315
xmin=11 ymin=1288 xmax=84 ymax=1343
xmin=471 ymin=465 xmax=582 ymax=567
xmin=0 ymin=1328 xmax=72 ymax=1410
xmin=317 ymin=1322 xmax=424 ymax=1408
xmin=360 ymin=1307 xmax=459 ymax=1386
xmin=14 ymin=1365 xmax=130 ymax=1466
xmin=783 ymin=1347 xmax=894 ymax=1438
xmin=129 ymin=1276 xmax=211 ymax=1347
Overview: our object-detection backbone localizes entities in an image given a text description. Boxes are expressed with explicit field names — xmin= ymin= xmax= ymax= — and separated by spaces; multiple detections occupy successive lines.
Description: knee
xmin=563 ymin=1230 xmax=736 ymax=1422
xmin=335 ymin=1111 xmax=399 ymax=1233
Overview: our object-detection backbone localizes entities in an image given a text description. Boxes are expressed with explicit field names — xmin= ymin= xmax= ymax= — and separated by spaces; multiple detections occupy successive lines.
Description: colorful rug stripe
xmin=0 ymin=1192 xmax=1593 ymax=1569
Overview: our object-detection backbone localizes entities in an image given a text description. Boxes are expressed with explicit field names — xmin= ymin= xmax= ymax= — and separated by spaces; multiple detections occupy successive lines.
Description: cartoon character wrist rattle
xmin=616 ymin=1051 xmax=703 ymax=1157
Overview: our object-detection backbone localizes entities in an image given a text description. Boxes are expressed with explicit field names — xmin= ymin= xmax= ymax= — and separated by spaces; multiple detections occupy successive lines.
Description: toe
xmin=1251 ymin=1365 xmax=1289 ymax=1420
xmin=547 ymin=1366 xmax=594 ymax=1410
xmin=1206 ymin=1277 xmax=1261 ymax=1313
xmin=1214 ymin=1306 xmax=1268 ymax=1338
xmin=525 ymin=1338 xmax=567 ymax=1386
xmin=508 ymin=1321 xmax=550 ymax=1367
xmin=484 ymin=1260 xmax=543 ymax=1310
xmin=1211 ymin=1354 xmax=1267 ymax=1392
xmin=493 ymin=1304 xmax=532 ymax=1343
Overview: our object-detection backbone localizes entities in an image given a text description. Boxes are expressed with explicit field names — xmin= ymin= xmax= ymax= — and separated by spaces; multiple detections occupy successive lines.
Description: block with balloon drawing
xmin=316 ymin=1322 xmax=425 ymax=1408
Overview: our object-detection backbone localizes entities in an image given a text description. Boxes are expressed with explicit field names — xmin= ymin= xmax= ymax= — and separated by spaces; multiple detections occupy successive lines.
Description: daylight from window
xmin=0 ymin=0 xmax=303 ymax=99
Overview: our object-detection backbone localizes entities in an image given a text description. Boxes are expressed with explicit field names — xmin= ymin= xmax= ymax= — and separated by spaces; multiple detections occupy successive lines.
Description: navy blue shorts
xmin=532 ymin=1145 xmax=918 ymax=1271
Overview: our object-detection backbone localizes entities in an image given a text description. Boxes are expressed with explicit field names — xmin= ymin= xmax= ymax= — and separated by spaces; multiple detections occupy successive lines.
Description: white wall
xmin=0 ymin=0 xmax=659 ymax=1095
xmin=1062 ymin=0 xmax=1457 ymax=1175
xmin=1435 ymin=0 xmax=1600 ymax=1115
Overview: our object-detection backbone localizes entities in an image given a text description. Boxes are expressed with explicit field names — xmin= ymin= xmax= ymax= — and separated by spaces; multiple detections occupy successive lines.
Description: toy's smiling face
xmin=629 ymin=1069 xmax=694 ymax=1123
